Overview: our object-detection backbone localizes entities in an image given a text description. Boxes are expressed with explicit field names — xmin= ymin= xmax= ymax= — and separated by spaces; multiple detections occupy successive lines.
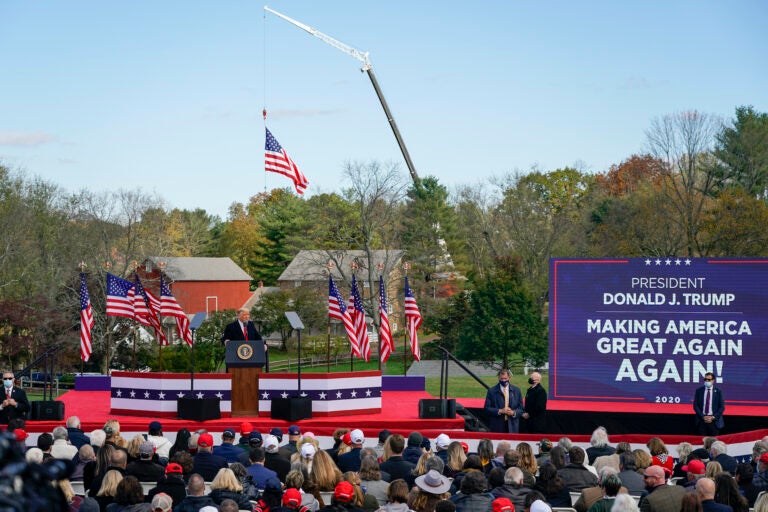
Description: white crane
xmin=264 ymin=6 xmax=421 ymax=186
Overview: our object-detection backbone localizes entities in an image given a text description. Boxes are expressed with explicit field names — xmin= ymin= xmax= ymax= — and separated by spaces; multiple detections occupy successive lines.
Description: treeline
xmin=0 ymin=106 xmax=765 ymax=372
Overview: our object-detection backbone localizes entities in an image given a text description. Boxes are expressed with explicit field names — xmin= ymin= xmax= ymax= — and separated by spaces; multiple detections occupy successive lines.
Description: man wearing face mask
xmin=693 ymin=372 xmax=725 ymax=436
xmin=485 ymin=369 xmax=524 ymax=433
xmin=0 ymin=371 xmax=30 ymax=425
xmin=522 ymin=371 xmax=547 ymax=433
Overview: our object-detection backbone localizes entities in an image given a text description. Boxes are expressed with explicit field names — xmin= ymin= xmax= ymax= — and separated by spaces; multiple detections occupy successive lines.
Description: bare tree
xmin=645 ymin=110 xmax=721 ymax=256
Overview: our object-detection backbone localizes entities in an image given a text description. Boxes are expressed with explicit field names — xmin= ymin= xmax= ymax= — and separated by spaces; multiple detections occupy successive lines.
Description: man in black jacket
xmin=380 ymin=434 xmax=416 ymax=482
xmin=174 ymin=474 xmax=219 ymax=512
xmin=522 ymin=371 xmax=547 ymax=433
xmin=146 ymin=463 xmax=187 ymax=506
xmin=66 ymin=416 xmax=91 ymax=450
xmin=126 ymin=440 xmax=164 ymax=482
xmin=0 ymin=371 xmax=29 ymax=425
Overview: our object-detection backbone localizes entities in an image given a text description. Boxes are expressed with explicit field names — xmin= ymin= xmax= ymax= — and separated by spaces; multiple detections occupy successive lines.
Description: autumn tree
xmin=491 ymin=168 xmax=592 ymax=301
xmin=645 ymin=110 xmax=721 ymax=256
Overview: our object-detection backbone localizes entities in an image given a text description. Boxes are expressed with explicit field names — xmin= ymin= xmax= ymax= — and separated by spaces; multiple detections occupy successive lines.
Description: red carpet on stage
xmin=30 ymin=389 xmax=465 ymax=437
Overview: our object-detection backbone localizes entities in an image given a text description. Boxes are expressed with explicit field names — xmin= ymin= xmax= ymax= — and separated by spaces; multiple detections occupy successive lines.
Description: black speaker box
xmin=177 ymin=398 xmax=221 ymax=421
xmin=270 ymin=397 xmax=312 ymax=421
xmin=419 ymin=398 xmax=456 ymax=419
xmin=31 ymin=400 xmax=65 ymax=421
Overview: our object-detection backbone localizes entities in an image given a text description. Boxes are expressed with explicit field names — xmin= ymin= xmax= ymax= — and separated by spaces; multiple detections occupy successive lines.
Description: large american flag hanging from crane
xmin=265 ymin=127 xmax=308 ymax=195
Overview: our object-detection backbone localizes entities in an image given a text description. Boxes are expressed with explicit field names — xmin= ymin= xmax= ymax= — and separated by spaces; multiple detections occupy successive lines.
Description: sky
xmin=2 ymin=1 xmax=767 ymax=219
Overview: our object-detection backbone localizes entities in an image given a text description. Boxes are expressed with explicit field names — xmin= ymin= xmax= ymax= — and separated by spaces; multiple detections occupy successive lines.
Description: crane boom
xmin=264 ymin=6 xmax=421 ymax=186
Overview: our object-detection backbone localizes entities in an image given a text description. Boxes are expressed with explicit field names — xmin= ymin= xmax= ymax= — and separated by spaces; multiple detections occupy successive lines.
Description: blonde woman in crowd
xmin=125 ymin=434 xmax=145 ymax=462
xmin=443 ymin=441 xmax=466 ymax=479
xmin=632 ymin=449 xmax=652 ymax=474
xmin=309 ymin=446 xmax=342 ymax=492
xmin=343 ymin=471 xmax=378 ymax=510
xmin=705 ymin=461 xmax=723 ymax=479
xmin=209 ymin=467 xmax=254 ymax=511
xmin=673 ymin=442 xmax=694 ymax=478
xmin=754 ymin=492 xmax=768 ymax=512
xmin=518 ymin=442 xmax=539 ymax=477
xmin=409 ymin=452 xmax=433 ymax=486
xmin=95 ymin=469 xmax=123 ymax=511
xmin=104 ymin=419 xmax=128 ymax=449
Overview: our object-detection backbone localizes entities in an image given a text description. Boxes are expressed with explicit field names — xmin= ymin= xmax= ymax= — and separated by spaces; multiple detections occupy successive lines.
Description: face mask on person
xmin=704 ymin=381 xmax=713 ymax=389
xmin=528 ymin=378 xmax=535 ymax=385
xmin=3 ymin=379 xmax=12 ymax=389
xmin=500 ymin=380 xmax=509 ymax=387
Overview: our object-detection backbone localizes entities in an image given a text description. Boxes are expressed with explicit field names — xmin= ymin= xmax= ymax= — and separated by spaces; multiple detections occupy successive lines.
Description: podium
xmin=226 ymin=340 xmax=266 ymax=417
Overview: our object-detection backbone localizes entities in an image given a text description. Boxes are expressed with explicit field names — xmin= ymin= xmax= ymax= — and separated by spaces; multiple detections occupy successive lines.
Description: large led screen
xmin=549 ymin=258 xmax=768 ymax=407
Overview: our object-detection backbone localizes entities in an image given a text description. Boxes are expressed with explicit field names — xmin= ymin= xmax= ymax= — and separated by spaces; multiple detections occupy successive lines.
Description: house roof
xmin=241 ymin=284 xmax=281 ymax=310
xmin=278 ymin=250 xmax=405 ymax=283
xmin=145 ymin=257 xmax=252 ymax=282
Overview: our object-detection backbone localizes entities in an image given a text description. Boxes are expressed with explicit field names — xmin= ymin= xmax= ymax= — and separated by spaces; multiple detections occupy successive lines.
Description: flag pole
xmin=350 ymin=261 xmax=358 ymax=372
xmin=403 ymin=262 xmax=411 ymax=376
xmin=377 ymin=264 xmax=384 ymax=372
xmin=326 ymin=261 xmax=335 ymax=373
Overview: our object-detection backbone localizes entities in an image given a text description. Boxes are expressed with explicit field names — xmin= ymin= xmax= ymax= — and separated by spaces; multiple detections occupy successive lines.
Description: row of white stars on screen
xmin=261 ymin=389 xmax=375 ymax=400
xmin=114 ymin=389 xmax=223 ymax=400
xmin=645 ymin=258 xmax=692 ymax=266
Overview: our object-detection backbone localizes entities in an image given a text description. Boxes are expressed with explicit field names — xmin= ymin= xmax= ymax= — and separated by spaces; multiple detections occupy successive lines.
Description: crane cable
xmin=262 ymin=9 xmax=268 ymax=193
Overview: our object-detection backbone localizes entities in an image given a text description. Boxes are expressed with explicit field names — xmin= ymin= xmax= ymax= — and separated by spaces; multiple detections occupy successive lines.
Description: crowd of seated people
xmin=3 ymin=418 xmax=768 ymax=512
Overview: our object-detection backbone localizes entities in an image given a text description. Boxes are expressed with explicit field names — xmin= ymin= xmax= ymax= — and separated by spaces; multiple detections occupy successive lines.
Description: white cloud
xmin=0 ymin=131 xmax=57 ymax=147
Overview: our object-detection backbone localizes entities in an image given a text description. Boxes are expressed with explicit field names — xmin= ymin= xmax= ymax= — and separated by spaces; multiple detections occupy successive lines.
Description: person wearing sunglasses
xmin=0 ymin=371 xmax=30 ymax=425
xmin=693 ymin=372 xmax=725 ymax=436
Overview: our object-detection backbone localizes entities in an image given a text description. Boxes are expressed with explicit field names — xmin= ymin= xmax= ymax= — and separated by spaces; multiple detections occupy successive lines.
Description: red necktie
xmin=704 ymin=388 xmax=711 ymax=415
xmin=243 ymin=324 xmax=248 ymax=340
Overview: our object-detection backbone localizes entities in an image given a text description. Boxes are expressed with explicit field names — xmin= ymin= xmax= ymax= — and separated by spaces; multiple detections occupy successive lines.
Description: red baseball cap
xmin=334 ymin=481 xmax=355 ymax=503
xmin=282 ymin=488 xmax=302 ymax=507
xmin=197 ymin=433 xmax=214 ymax=448
xmin=493 ymin=497 xmax=515 ymax=512
xmin=165 ymin=462 xmax=184 ymax=474
xmin=682 ymin=459 xmax=706 ymax=475
xmin=14 ymin=429 xmax=28 ymax=442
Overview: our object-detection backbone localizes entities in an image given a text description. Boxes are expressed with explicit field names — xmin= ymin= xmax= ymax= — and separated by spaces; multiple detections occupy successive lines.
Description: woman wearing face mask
xmin=522 ymin=371 xmax=548 ymax=433
xmin=0 ymin=371 xmax=30 ymax=425
xmin=484 ymin=368 xmax=523 ymax=433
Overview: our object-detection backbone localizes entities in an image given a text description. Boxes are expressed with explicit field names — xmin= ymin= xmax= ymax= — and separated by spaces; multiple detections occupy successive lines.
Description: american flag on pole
xmin=378 ymin=276 xmax=393 ymax=363
xmin=132 ymin=275 xmax=168 ymax=346
xmin=79 ymin=273 xmax=94 ymax=362
xmin=106 ymin=273 xmax=135 ymax=318
xmin=329 ymin=275 xmax=357 ymax=350
xmin=265 ymin=127 xmax=308 ymax=195
xmin=404 ymin=277 xmax=422 ymax=361
xmin=160 ymin=276 xmax=193 ymax=347
xmin=350 ymin=275 xmax=371 ymax=361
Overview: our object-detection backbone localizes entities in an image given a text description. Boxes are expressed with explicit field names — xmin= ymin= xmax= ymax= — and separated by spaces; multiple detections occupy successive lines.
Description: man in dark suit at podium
xmin=222 ymin=308 xmax=263 ymax=344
